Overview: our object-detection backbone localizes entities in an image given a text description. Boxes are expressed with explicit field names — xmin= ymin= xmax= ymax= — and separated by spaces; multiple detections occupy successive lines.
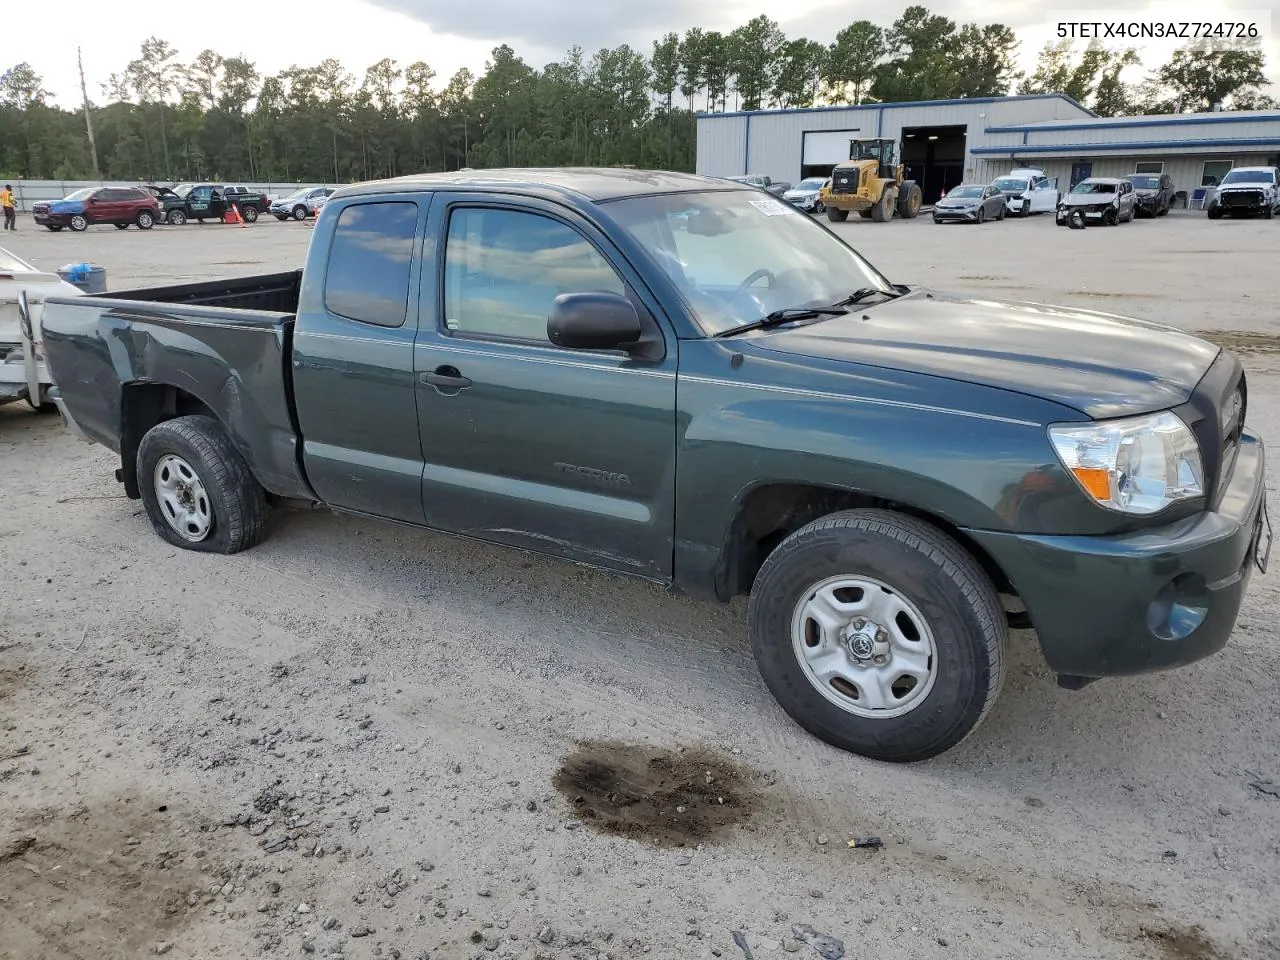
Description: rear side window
xmin=324 ymin=201 xmax=418 ymax=328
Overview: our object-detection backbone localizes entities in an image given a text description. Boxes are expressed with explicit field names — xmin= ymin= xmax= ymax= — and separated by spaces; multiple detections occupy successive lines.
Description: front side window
xmin=607 ymin=188 xmax=894 ymax=337
xmin=324 ymin=201 xmax=418 ymax=328
xmin=442 ymin=207 xmax=626 ymax=343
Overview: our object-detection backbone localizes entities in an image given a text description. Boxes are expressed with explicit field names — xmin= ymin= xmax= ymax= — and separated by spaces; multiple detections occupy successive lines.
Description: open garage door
xmin=901 ymin=125 xmax=967 ymax=203
xmin=801 ymin=129 xmax=862 ymax=180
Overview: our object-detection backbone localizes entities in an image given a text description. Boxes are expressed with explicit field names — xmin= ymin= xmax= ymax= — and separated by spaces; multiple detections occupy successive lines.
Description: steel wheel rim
xmin=791 ymin=574 xmax=938 ymax=719
xmin=153 ymin=454 xmax=213 ymax=542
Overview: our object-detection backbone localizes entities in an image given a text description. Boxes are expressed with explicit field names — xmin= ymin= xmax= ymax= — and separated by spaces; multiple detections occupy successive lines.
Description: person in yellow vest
xmin=0 ymin=185 xmax=16 ymax=231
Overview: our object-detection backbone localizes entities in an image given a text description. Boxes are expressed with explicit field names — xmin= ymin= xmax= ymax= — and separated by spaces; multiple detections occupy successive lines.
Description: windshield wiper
xmin=832 ymin=286 xmax=901 ymax=307
xmin=713 ymin=306 xmax=847 ymax=339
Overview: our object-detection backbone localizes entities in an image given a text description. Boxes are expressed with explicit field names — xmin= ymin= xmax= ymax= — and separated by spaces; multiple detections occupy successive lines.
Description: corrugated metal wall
xmin=971 ymin=153 xmax=1277 ymax=201
xmin=2 ymin=180 xmax=340 ymax=212
xmin=696 ymin=95 xmax=1096 ymax=184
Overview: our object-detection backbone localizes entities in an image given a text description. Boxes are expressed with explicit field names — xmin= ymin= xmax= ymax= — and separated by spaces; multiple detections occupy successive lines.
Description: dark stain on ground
xmin=552 ymin=740 xmax=768 ymax=848
xmin=1194 ymin=331 xmax=1280 ymax=355
xmin=0 ymin=795 xmax=208 ymax=960
xmin=1140 ymin=924 xmax=1228 ymax=960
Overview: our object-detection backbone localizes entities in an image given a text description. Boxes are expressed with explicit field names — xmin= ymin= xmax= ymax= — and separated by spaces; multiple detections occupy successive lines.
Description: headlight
xmin=1048 ymin=411 xmax=1204 ymax=515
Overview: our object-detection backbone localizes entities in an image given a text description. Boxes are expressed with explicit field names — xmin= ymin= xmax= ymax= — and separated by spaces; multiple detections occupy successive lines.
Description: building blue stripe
xmin=986 ymin=112 xmax=1280 ymax=134
xmin=696 ymin=92 xmax=1093 ymax=122
xmin=972 ymin=136 xmax=1280 ymax=155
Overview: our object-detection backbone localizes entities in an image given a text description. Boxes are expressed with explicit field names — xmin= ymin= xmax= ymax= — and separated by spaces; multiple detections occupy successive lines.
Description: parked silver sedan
xmin=932 ymin=183 xmax=1007 ymax=224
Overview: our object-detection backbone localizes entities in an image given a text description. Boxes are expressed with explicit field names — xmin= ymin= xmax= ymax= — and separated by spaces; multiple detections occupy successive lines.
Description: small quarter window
xmin=324 ymin=201 xmax=418 ymax=328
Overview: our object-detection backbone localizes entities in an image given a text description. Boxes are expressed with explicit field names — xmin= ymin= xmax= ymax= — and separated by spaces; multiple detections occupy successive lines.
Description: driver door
xmin=188 ymin=186 xmax=213 ymax=219
xmin=411 ymin=193 xmax=679 ymax=581
xmin=1032 ymin=178 xmax=1059 ymax=213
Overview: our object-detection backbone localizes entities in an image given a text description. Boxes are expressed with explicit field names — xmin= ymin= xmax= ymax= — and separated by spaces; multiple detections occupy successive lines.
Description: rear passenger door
xmin=411 ymin=193 xmax=678 ymax=580
xmin=291 ymin=195 xmax=431 ymax=524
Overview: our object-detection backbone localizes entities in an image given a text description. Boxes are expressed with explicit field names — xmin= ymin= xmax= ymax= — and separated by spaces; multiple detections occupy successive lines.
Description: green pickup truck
xmin=39 ymin=168 xmax=1271 ymax=762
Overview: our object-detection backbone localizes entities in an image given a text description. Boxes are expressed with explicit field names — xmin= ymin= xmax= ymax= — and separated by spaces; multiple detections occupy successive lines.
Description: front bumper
xmin=1218 ymin=192 xmax=1269 ymax=213
xmin=967 ymin=430 xmax=1269 ymax=678
xmin=786 ymin=197 xmax=820 ymax=211
xmin=934 ymin=206 xmax=980 ymax=221
xmin=32 ymin=211 xmax=71 ymax=226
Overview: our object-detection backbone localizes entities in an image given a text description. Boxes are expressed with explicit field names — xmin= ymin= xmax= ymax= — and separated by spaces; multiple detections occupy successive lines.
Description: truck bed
xmin=41 ymin=270 xmax=313 ymax=503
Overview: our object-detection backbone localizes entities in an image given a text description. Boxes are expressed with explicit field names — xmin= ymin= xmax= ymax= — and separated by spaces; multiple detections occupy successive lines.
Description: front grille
xmin=1220 ymin=190 xmax=1263 ymax=207
xmin=831 ymin=170 xmax=859 ymax=194
xmin=1176 ymin=350 xmax=1246 ymax=510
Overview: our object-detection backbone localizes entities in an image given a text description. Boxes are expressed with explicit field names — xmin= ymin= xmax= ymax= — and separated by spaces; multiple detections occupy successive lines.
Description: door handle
xmin=421 ymin=366 xmax=472 ymax=391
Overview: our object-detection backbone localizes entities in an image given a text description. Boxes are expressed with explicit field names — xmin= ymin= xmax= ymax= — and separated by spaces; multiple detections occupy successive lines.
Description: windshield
xmin=62 ymin=187 xmax=96 ymax=202
xmin=1220 ymin=169 xmax=1274 ymax=184
xmin=794 ymin=178 xmax=826 ymax=190
xmin=1071 ymin=181 xmax=1116 ymax=194
xmin=1126 ymin=175 xmax=1160 ymax=189
xmin=171 ymin=183 xmax=196 ymax=197
xmin=606 ymin=189 xmax=894 ymax=337
xmin=947 ymin=186 xmax=984 ymax=199
xmin=991 ymin=177 xmax=1027 ymax=191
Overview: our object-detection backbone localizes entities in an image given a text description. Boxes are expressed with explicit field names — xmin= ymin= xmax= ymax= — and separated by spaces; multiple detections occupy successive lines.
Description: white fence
xmin=3 ymin=180 xmax=344 ymax=211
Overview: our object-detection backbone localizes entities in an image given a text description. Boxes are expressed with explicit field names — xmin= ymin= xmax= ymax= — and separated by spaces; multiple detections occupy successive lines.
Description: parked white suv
xmin=990 ymin=167 xmax=1060 ymax=216
xmin=1207 ymin=166 xmax=1280 ymax=219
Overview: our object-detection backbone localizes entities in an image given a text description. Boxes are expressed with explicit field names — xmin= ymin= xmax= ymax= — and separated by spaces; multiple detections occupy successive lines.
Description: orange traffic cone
xmin=224 ymin=204 xmax=243 ymax=226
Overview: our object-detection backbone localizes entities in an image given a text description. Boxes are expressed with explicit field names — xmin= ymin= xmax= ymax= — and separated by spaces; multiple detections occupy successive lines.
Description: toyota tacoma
xmin=39 ymin=168 xmax=1271 ymax=763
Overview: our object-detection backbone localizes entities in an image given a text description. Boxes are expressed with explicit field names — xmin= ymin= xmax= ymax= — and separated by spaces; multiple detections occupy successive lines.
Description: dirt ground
xmin=2 ymin=208 xmax=1279 ymax=960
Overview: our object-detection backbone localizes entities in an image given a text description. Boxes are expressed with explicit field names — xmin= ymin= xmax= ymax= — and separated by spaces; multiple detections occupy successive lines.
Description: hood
xmin=747 ymin=289 xmax=1220 ymax=419
xmin=938 ymin=196 xmax=980 ymax=206
xmin=1061 ymin=191 xmax=1117 ymax=207
xmin=49 ymin=199 xmax=87 ymax=213
xmin=1217 ymin=181 xmax=1271 ymax=193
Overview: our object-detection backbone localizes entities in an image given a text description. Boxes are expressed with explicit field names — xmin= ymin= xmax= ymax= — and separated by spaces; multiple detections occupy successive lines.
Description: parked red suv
xmin=32 ymin=186 xmax=162 ymax=232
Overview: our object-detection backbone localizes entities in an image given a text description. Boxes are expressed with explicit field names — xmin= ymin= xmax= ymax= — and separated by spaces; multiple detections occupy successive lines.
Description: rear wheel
xmin=167 ymin=209 xmax=187 ymax=226
xmin=242 ymin=205 xmax=259 ymax=223
xmin=137 ymin=415 xmax=269 ymax=555
xmin=136 ymin=210 xmax=155 ymax=229
xmin=748 ymin=509 xmax=1006 ymax=762
xmin=896 ymin=182 xmax=922 ymax=219
xmin=115 ymin=223 xmax=129 ymax=230
xmin=825 ymin=206 xmax=849 ymax=222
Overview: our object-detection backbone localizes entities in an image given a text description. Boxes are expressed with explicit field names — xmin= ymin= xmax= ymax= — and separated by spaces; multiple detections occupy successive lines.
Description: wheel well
xmin=119 ymin=383 xmax=216 ymax=498
xmin=717 ymin=483 xmax=1014 ymax=602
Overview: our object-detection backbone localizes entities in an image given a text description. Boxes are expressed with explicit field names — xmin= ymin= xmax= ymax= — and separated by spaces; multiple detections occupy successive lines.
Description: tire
xmin=1207 ymin=204 xmax=1224 ymax=220
xmin=932 ymin=216 xmax=942 ymax=224
xmin=136 ymin=210 xmax=155 ymax=229
xmin=976 ymin=207 xmax=985 ymax=224
xmin=997 ymin=205 xmax=1005 ymax=221
xmin=1104 ymin=208 xmax=1118 ymax=226
xmin=814 ymin=202 xmax=824 ymax=215
xmin=1264 ymin=205 xmax=1274 ymax=220
xmin=167 ymin=209 xmax=187 ymax=226
xmin=45 ymin=225 xmax=62 ymax=232
xmin=825 ymin=206 xmax=849 ymax=222
xmin=136 ymin=415 xmax=269 ymax=555
xmin=857 ymin=210 xmax=873 ymax=219
xmin=292 ymin=205 xmax=308 ymax=221
xmin=896 ymin=182 xmax=922 ymax=219
xmin=1121 ymin=206 xmax=1133 ymax=223
xmin=274 ymin=215 xmax=288 ymax=221
xmin=115 ymin=223 xmax=129 ymax=230
xmin=1067 ymin=209 xmax=1086 ymax=229
xmin=242 ymin=205 xmax=259 ymax=223
xmin=69 ymin=214 xmax=88 ymax=232
xmin=871 ymin=189 xmax=894 ymax=223
xmin=747 ymin=509 xmax=1006 ymax=762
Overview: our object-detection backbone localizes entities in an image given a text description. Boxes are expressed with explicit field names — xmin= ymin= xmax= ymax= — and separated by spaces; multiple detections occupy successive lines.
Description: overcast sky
xmin=13 ymin=0 xmax=1277 ymax=109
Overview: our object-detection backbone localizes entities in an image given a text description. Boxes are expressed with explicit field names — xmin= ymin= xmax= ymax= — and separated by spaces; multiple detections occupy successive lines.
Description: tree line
xmin=0 ymin=5 xmax=1273 ymax=185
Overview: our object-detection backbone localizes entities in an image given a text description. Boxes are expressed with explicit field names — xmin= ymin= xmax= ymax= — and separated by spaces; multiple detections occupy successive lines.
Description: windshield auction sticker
xmin=748 ymin=198 xmax=796 ymax=216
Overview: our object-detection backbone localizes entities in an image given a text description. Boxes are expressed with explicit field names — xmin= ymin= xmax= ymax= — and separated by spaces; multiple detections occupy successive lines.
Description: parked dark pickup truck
xmin=41 ymin=168 xmax=1271 ymax=762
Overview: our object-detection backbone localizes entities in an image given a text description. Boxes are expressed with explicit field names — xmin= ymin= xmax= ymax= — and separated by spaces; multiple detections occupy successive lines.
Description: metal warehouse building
xmin=696 ymin=94 xmax=1280 ymax=206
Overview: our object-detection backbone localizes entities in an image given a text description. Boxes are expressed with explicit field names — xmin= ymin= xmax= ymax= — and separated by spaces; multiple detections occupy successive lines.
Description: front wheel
xmin=292 ymin=205 xmax=308 ymax=221
xmin=69 ymin=215 xmax=88 ymax=232
xmin=748 ymin=509 xmax=1006 ymax=762
xmin=137 ymin=415 xmax=270 ymax=554
xmin=976 ymin=207 xmax=985 ymax=224
xmin=167 ymin=209 xmax=187 ymax=226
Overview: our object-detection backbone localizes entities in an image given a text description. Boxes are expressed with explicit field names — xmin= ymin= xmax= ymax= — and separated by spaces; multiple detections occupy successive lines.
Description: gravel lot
xmin=2 ymin=208 xmax=1279 ymax=960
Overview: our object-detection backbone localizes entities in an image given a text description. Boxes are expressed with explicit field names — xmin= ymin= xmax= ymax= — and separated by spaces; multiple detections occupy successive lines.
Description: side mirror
xmin=548 ymin=292 xmax=642 ymax=352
